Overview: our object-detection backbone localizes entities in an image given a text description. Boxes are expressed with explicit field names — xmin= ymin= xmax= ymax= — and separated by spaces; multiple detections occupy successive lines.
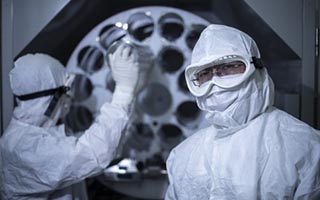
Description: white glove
xmin=108 ymin=43 xmax=139 ymax=110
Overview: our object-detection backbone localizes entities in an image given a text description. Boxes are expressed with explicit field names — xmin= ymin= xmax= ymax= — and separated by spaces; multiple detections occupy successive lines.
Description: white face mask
xmin=196 ymin=68 xmax=274 ymax=128
xmin=197 ymin=84 xmax=240 ymax=112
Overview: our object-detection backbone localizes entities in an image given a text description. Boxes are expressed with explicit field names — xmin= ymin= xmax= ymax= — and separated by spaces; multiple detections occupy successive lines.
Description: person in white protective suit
xmin=165 ymin=24 xmax=320 ymax=200
xmin=0 ymin=43 xmax=139 ymax=200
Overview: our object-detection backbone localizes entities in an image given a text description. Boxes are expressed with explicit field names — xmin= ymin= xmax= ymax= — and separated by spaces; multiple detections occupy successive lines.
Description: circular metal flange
xmin=65 ymin=6 xmax=210 ymax=199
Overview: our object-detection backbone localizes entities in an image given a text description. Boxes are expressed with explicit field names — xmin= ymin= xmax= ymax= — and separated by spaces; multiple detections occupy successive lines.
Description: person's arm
xmin=11 ymin=43 xmax=139 ymax=196
xmin=75 ymin=41 xmax=140 ymax=173
xmin=10 ymin=103 xmax=127 ymax=196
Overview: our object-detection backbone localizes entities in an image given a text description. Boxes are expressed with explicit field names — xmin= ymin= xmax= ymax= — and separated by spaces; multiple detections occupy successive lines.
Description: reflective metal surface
xmin=65 ymin=6 xmax=210 ymax=199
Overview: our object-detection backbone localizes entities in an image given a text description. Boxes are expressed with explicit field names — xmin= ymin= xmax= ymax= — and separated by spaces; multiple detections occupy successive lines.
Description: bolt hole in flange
xmin=176 ymin=101 xmax=201 ymax=129
xmin=158 ymin=124 xmax=184 ymax=150
xmin=65 ymin=105 xmax=94 ymax=133
xmin=98 ymin=24 xmax=127 ymax=50
xmin=158 ymin=46 xmax=184 ymax=73
xmin=137 ymin=83 xmax=172 ymax=116
xmin=128 ymin=12 xmax=154 ymax=42
xmin=159 ymin=13 xmax=184 ymax=42
xmin=186 ymin=24 xmax=207 ymax=50
xmin=71 ymin=75 xmax=93 ymax=102
xmin=77 ymin=46 xmax=104 ymax=74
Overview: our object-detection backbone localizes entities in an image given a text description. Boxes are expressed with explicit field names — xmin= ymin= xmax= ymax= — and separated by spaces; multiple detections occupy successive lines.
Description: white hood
xmin=10 ymin=53 xmax=67 ymax=126
xmin=189 ymin=24 xmax=274 ymax=128
xmin=187 ymin=24 xmax=260 ymax=73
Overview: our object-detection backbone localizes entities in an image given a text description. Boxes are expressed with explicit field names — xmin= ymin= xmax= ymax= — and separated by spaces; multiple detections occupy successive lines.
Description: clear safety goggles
xmin=185 ymin=55 xmax=263 ymax=97
xmin=191 ymin=61 xmax=246 ymax=86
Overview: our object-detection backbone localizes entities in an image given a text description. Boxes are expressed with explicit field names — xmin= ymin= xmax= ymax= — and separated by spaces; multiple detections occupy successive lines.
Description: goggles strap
xmin=44 ymin=86 xmax=70 ymax=117
xmin=15 ymin=86 xmax=70 ymax=101
xmin=251 ymin=57 xmax=264 ymax=69
xmin=14 ymin=86 xmax=71 ymax=117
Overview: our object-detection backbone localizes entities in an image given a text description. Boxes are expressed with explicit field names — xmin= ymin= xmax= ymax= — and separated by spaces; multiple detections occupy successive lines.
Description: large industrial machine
xmin=64 ymin=6 xmax=210 ymax=199
xmin=1 ymin=0 xmax=319 ymax=199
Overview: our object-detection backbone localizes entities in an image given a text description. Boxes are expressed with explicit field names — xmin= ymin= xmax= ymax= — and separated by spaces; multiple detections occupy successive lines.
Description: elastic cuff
xmin=111 ymin=85 xmax=134 ymax=111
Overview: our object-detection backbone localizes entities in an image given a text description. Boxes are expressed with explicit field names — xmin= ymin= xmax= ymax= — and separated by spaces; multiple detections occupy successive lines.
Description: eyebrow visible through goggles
xmin=191 ymin=61 xmax=246 ymax=86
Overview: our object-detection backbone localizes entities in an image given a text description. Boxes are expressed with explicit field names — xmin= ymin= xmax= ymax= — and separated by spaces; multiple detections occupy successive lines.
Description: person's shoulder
xmin=258 ymin=108 xmax=320 ymax=171
xmin=170 ymin=126 xmax=213 ymax=158
xmin=276 ymin=109 xmax=319 ymax=135
xmin=1 ymin=120 xmax=58 ymax=154
xmin=0 ymin=120 xmax=26 ymax=150
xmin=269 ymin=108 xmax=320 ymax=148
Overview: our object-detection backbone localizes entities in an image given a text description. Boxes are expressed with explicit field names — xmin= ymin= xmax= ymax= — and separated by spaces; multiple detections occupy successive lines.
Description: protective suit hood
xmin=187 ymin=24 xmax=260 ymax=70
xmin=10 ymin=53 xmax=67 ymax=127
xmin=188 ymin=24 xmax=274 ymax=129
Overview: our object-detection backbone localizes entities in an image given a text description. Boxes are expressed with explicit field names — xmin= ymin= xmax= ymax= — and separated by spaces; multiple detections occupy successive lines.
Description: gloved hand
xmin=108 ymin=43 xmax=139 ymax=110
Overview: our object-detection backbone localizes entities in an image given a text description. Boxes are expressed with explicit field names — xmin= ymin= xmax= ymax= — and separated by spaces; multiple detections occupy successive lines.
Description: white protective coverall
xmin=0 ymin=45 xmax=138 ymax=200
xmin=165 ymin=24 xmax=320 ymax=200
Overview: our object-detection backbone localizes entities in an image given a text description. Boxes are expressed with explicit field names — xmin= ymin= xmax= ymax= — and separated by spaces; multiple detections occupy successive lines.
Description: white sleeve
xmin=11 ymin=102 xmax=128 ymax=195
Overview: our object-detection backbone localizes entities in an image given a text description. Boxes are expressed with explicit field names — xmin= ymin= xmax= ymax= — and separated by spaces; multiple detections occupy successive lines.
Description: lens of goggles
xmin=185 ymin=55 xmax=255 ymax=97
xmin=191 ymin=61 xmax=246 ymax=86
